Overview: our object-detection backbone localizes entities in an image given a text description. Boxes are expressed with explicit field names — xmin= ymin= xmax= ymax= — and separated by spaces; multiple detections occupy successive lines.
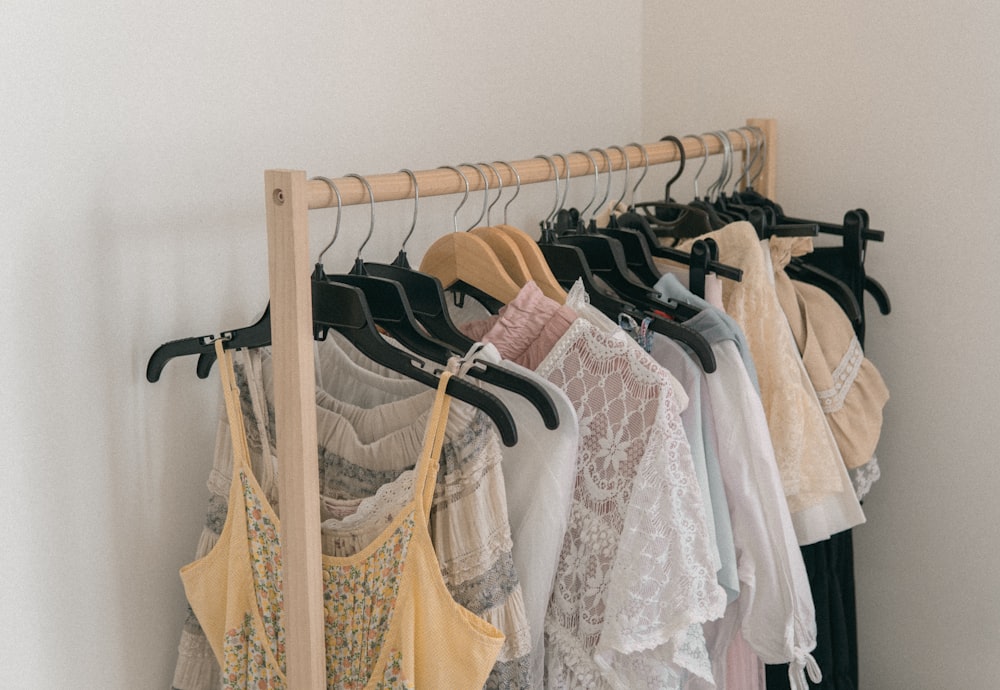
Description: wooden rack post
xmin=264 ymin=170 xmax=326 ymax=690
xmin=263 ymin=118 xmax=776 ymax=686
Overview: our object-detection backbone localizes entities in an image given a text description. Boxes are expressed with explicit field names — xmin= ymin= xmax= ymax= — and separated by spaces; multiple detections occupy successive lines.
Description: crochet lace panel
xmin=851 ymin=456 xmax=881 ymax=501
xmin=538 ymin=320 xmax=725 ymax=687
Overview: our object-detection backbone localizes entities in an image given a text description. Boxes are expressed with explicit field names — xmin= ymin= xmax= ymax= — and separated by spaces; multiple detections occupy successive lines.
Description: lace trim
xmin=815 ymin=336 xmax=864 ymax=414
xmin=851 ymin=456 xmax=881 ymax=501
xmin=320 ymin=470 xmax=415 ymax=530
xmin=539 ymin=319 xmax=665 ymax=389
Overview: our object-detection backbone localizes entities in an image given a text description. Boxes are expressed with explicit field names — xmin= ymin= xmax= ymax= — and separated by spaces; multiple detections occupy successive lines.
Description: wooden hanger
xmin=418 ymin=165 xmax=523 ymax=306
xmin=476 ymin=160 xmax=567 ymax=302
xmin=458 ymin=163 xmax=533 ymax=286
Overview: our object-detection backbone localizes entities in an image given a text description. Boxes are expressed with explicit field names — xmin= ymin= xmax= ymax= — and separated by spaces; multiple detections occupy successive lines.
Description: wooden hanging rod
xmin=306 ymin=119 xmax=775 ymax=210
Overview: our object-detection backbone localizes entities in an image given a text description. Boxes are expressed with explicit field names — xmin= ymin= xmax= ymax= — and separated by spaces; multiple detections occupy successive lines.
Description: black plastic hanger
xmin=847 ymin=208 xmax=891 ymax=314
xmin=676 ymin=134 xmax=733 ymax=231
xmin=748 ymin=206 xmax=820 ymax=240
xmin=688 ymin=239 xmax=712 ymax=300
xmin=634 ymin=135 xmax=714 ymax=238
xmin=315 ymin=175 xmax=460 ymax=365
xmin=332 ymin=264 xmax=560 ymax=431
xmin=149 ymin=275 xmax=521 ymax=446
xmin=147 ymin=311 xmax=267 ymax=382
xmin=794 ymin=210 xmax=890 ymax=343
xmin=600 ymin=219 xmax=663 ymax=285
xmin=531 ymin=153 xmax=715 ymax=373
xmin=318 ymin=171 xmax=461 ymax=352
xmin=567 ymin=144 xmax=664 ymax=287
xmin=342 ymin=171 xmax=559 ymax=430
xmin=310 ymin=277 xmax=519 ymax=446
xmin=552 ymin=148 xmax=700 ymax=320
xmin=785 ymin=258 xmax=863 ymax=325
xmin=615 ymin=210 xmax=744 ymax=282
xmin=538 ymin=236 xmax=717 ymax=372
xmin=735 ymin=127 xmax=886 ymax=244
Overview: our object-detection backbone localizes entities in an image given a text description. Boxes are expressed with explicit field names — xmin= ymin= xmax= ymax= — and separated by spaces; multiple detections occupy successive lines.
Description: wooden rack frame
xmin=263 ymin=117 xmax=776 ymax=688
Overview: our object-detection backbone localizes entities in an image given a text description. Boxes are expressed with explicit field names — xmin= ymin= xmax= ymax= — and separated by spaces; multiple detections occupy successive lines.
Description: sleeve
xmin=596 ymin=378 xmax=727 ymax=687
xmin=704 ymin=344 xmax=821 ymax=689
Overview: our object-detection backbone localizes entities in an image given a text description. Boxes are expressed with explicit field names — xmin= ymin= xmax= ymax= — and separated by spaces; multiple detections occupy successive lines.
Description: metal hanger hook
xmin=554 ymin=153 xmax=571 ymax=213
xmin=627 ymin=142 xmax=649 ymax=208
xmin=571 ymin=149 xmax=598 ymax=218
xmin=684 ymin=133 xmax=711 ymax=199
xmin=658 ymin=135 xmax=686 ymax=201
xmin=608 ymin=145 xmax=630 ymax=210
xmin=479 ymin=162 xmax=503 ymax=225
xmin=458 ymin=163 xmax=488 ymax=231
xmin=534 ymin=154 xmax=560 ymax=226
xmin=705 ymin=131 xmax=729 ymax=201
xmin=344 ymin=173 xmax=375 ymax=259
xmin=589 ymin=148 xmax=612 ymax=220
xmin=736 ymin=127 xmax=761 ymax=191
xmin=397 ymin=169 xmax=419 ymax=254
xmin=747 ymin=126 xmax=767 ymax=187
xmin=494 ymin=161 xmax=520 ymax=225
xmin=438 ymin=165 xmax=470 ymax=232
xmin=729 ymin=128 xmax=752 ymax=193
xmin=716 ymin=130 xmax=735 ymax=194
xmin=312 ymin=176 xmax=343 ymax=267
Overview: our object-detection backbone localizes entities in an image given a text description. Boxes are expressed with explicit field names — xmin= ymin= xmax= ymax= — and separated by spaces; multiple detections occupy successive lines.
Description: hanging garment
xmin=765 ymin=238 xmax=888 ymax=690
xmin=180 ymin=343 xmax=504 ymax=689
xmin=654 ymin=273 xmax=760 ymax=393
xmin=698 ymin=336 xmax=821 ymax=690
xmin=756 ymin=238 xmax=865 ymax=544
xmin=765 ymin=529 xmax=859 ymax=690
xmin=289 ymin=343 xmax=536 ymax=687
xmin=768 ymin=237 xmax=889 ymax=482
xmin=462 ymin=281 xmax=727 ymax=689
xmin=314 ymin=331 xmax=580 ymax=690
xmin=672 ymin=223 xmax=857 ymax=528
xmin=727 ymin=628 xmax=767 ymax=690
xmin=648 ymin=275 xmax=820 ymax=689
xmin=767 ymin=238 xmax=888 ymax=500
xmin=172 ymin=343 xmax=533 ymax=690
xmin=656 ymin=262 xmax=725 ymax=310
xmin=460 ymin=280 xmax=578 ymax=370
xmin=649 ymin=333 xmax=739 ymax=602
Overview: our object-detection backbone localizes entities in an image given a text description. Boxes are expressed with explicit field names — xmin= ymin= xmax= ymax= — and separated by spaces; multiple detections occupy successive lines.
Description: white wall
xmin=6 ymin=1 xmax=993 ymax=687
xmin=0 ymin=2 xmax=642 ymax=686
xmin=642 ymin=2 xmax=1000 ymax=688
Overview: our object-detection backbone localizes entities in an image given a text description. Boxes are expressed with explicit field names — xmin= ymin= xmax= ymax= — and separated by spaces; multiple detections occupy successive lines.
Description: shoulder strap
xmin=416 ymin=371 xmax=454 ymax=523
xmin=215 ymin=339 xmax=253 ymax=475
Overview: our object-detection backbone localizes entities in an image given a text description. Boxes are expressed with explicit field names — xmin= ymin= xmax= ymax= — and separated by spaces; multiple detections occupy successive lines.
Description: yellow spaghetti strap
xmin=417 ymin=371 xmax=454 ymax=523
xmin=214 ymin=339 xmax=253 ymax=475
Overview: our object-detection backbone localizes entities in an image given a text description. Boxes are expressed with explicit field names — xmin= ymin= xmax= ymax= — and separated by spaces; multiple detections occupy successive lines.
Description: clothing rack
xmin=262 ymin=117 xmax=776 ymax=688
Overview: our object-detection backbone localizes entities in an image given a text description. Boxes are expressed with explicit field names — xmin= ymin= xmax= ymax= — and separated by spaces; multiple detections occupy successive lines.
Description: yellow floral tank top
xmin=180 ymin=341 xmax=504 ymax=688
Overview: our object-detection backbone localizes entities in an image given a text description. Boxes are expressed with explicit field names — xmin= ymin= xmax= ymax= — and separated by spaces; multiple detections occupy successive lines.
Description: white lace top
xmin=459 ymin=280 xmax=726 ymax=689
xmin=460 ymin=280 xmax=728 ymax=688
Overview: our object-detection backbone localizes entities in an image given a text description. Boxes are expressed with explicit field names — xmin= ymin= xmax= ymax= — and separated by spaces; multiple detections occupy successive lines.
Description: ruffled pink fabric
xmin=460 ymin=281 xmax=578 ymax=370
